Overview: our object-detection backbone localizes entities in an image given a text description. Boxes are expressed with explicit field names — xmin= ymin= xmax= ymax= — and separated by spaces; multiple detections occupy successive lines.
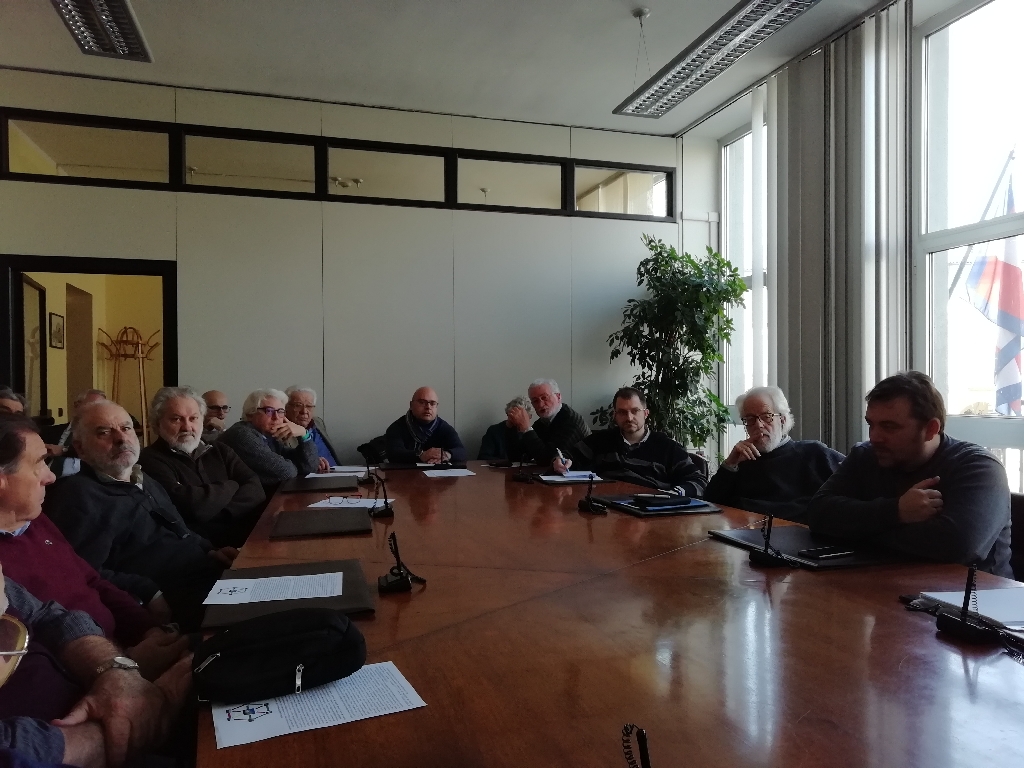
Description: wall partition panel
xmin=322 ymin=204 xmax=455 ymax=462
xmin=453 ymin=211 xmax=572 ymax=459
xmin=175 ymin=194 xmax=324 ymax=417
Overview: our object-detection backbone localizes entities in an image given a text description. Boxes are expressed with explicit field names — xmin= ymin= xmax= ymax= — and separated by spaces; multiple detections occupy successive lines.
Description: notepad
xmin=211 ymin=661 xmax=426 ymax=748
xmin=203 ymin=572 xmax=343 ymax=605
xmin=331 ymin=465 xmax=376 ymax=473
xmin=422 ymin=468 xmax=475 ymax=477
xmin=538 ymin=473 xmax=603 ymax=483
xmin=307 ymin=497 xmax=395 ymax=508
xmin=921 ymin=587 xmax=1024 ymax=628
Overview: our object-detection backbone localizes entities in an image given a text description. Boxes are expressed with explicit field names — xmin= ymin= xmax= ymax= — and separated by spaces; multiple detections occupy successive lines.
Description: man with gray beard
xmin=140 ymin=386 xmax=266 ymax=548
xmin=43 ymin=400 xmax=236 ymax=630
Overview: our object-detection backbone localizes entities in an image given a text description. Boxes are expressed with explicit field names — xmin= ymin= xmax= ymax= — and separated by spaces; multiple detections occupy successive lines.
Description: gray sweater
xmin=808 ymin=434 xmax=1012 ymax=576
xmin=218 ymin=420 xmax=319 ymax=486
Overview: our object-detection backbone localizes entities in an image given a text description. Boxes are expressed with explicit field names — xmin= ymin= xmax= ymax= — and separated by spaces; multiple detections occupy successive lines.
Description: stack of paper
xmin=306 ymin=497 xmax=395 ymax=509
xmin=422 ymin=468 xmax=475 ymax=478
xmin=921 ymin=587 xmax=1024 ymax=628
xmin=203 ymin=572 xmax=343 ymax=605
xmin=538 ymin=471 xmax=603 ymax=482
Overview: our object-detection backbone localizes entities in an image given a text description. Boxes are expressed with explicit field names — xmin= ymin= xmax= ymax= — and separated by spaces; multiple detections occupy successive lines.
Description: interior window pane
xmin=575 ymin=167 xmax=668 ymax=216
xmin=457 ymin=159 xmax=561 ymax=209
xmin=328 ymin=148 xmax=444 ymax=201
xmin=185 ymin=135 xmax=314 ymax=193
xmin=7 ymin=120 xmax=168 ymax=183
xmin=925 ymin=0 xmax=1024 ymax=232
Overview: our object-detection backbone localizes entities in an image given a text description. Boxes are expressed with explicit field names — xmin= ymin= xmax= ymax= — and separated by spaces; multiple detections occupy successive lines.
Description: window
xmin=185 ymin=135 xmax=315 ymax=193
xmin=328 ymin=148 xmax=444 ymax=202
xmin=575 ymin=167 xmax=668 ymax=217
xmin=457 ymin=158 xmax=561 ymax=209
xmin=7 ymin=119 xmax=168 ymax=183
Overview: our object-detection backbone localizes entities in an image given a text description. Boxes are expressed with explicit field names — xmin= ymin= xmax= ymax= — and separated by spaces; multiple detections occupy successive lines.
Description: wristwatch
xmin=95 ymin=656 xmax=141 ymax=676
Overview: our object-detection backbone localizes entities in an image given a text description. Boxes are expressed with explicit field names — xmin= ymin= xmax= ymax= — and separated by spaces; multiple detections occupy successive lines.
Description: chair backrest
xmin=1010 ymin=493 xmax=1024 ymax=582
xmin=688 ymin=451 xmax=709 ymax=479
xmin=357 ymin=435 xmax=388 ymax=465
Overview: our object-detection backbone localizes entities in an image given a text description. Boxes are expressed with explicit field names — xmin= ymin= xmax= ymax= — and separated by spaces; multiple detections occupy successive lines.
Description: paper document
xmin=331 ymin=465 xmax=376 ymax=473
xmin=539 ymin=473 xmax=603 ymax=483
xmin=306 ymin=471 xmax=364 ymax=478
xmin=211 ymin=661 xmax=426 ymax=749
xmin=921 ymin=587 xmax=1024 ymax=627
xmin=307 ymin=497 xmax=395 ymax=509
xmin=204 ymin=572 xmax=343 ymax=605
xmin=422 ymin=469 xmax=476 ymax=478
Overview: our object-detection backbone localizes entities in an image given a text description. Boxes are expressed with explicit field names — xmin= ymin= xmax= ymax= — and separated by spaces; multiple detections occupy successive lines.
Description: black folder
xmin=591 ymin=494 xmax=721 ymax=517
xmin=277 ymin=475 xmax=359 ymax=493
xmin=708 ymin=526 xmax=901 ymax=570
xmin=201 ymin=559 xmax=375 ymax=629
xmin=269 ymin=508 xmax=373 ymax=539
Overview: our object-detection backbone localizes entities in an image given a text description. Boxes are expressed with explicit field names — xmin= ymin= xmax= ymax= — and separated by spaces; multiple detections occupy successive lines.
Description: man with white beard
xmin=140 ymin=386 xmax=266 ymax=548
xmin=704 ymin=385 xmax=845 ymax=522
xmin=43 ymin=399 xmax=236 ymax=630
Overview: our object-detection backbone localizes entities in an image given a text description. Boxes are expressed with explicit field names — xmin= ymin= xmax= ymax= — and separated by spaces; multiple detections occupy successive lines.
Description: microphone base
xmin=357 ymin=475 xmax=376 ymax=486
xmin=578 ymin=498 xmax=607 ymax=515
xmin=749 ymin=549 xmax=796 ymax=568
xmin=511 ymin=473 xmax=534 ymax=484
xmin=935 ymin=612 xmax=1001 ymax=644
xmin=377 ymin=571 xmax=412 ymax=594
xmin=369 ymin=505 xmax=394 ymax=519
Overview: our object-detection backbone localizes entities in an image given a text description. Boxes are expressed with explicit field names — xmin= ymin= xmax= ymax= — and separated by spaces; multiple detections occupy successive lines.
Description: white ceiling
xmin=0 ymin=0 xmax=886 ymax=137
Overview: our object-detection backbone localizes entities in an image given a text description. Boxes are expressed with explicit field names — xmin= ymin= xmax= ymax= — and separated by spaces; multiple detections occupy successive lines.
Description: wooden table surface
xmin=196 ymin=461 xmax=1024 ymax=767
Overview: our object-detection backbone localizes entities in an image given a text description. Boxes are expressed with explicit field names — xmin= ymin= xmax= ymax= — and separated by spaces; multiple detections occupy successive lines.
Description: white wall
xmin=0 ymin=69 xmax=680 ymax=461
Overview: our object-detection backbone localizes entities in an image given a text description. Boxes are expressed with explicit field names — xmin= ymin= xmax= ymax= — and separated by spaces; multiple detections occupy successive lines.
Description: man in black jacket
xmin=555 ymin=387 xmax=706 ymax=496
xmin=808 ymin=372 xmax=1012 ymax=577
xmin=704 ymin=385 xmax=844 ymax=522
xmin=385 ymin=386 xmax=466 ymax=464
xmin=140 ymin=386 xmax=266 ymax=548
xmin=506 ymin=379 xmax=590 ymax=464
xmin=44 ymin=400 xmax=236 ymax=629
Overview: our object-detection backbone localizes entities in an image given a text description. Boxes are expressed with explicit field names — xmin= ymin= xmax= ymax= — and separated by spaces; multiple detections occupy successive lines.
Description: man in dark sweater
xmin=808 ymin=372 xmax=1012 ymax=577
xmin=385 ymin=386 xmax=466 ymax=464
xmin=506 ymin=378 xmax=591 ymax=464
xmin=705 ymin=385 xmax=844 ymax=522
xmin=218 ymin=388 xmax=319 ymax=487
xmin=555 ymin=388 xmax=706 ymax=496
xmin=140 ymin=386 xmax=265 ymax=547
xmin=478 ymin=397 xmax=533 ymax=461
xmin=43 ymin=401 xmax=236 ymax=630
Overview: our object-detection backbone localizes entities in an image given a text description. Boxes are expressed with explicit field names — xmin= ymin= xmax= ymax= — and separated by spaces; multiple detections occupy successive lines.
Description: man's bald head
xmin=410 ymin=387 xmax=439 ymax=422
xmin=73 ymin=400 xmax=140 ymax=480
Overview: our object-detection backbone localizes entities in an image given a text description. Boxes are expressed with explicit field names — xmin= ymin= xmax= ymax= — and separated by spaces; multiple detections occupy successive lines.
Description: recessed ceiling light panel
xmin=615 ymin=0 xmax=822 ymax=118
xmin=50 ymin=0 xmax=152 ymax=62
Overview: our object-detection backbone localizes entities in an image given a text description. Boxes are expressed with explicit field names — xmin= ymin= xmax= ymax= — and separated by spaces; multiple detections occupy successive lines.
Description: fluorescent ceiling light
xmin=50 ymin=0 xmax=152 ymax=62
xmin=614 ymin=0 xmax=822 ymax=118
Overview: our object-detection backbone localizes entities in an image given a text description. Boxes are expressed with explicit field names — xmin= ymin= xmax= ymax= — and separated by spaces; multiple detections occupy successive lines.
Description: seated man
xmin=0 ymin=568 xmax=190 ymax=767
xmin=506 ymin=379 xmax=590 ymax=465
xmin=43 ymin=400 xmax=234 ymax=630
xmin=201 ymin=389 xmax=231 ymax=442
xmin=478 ymin=397 xmax=534 ymax=462
xmin=285 ymin=385 xmax=339 ymax=472
xmin=0 ymin=389 xmax=26 ymax=415
xmin=0 ymin=413 xmax=186 ymax=679
xmin=219 ymin=389 xmax=319 ymax=486
xmin=808 ymin=371 xmax=1012 ymax=577
xmin=48 ymin=389 xmax=108 ymax=476
xmin=704 ymin=386 xmax=844 ymax=522
xmin=385 ymin=387 xmax=466 ymax=464
xmin=140 ymin=387 xmax=266 ymax=548
xmin=555 ymin=387 xmax=706 ymax=496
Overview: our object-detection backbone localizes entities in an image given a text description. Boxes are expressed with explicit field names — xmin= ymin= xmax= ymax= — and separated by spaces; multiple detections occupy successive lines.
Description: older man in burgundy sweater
xmin=0 ymin=413 xmax=186 ymax=679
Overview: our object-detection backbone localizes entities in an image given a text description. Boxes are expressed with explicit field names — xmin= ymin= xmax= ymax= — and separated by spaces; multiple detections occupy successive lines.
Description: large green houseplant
xmin=593 ymin=234 xmax=747 ymax=448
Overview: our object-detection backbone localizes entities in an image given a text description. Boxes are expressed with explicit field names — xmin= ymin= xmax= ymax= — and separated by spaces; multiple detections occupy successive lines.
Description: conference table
xmin=196 ymin=461 xmax=1024 ymax=767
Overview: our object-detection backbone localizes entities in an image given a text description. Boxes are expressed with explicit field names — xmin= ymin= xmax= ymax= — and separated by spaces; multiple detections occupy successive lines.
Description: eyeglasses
xmin=741 ymin=412 xmax=779 ymax=429
xmin=0 ymin=615 xmax=29 ymax=690
xmin=414 ymin=399 xmax=438 ymax=408
xmin=257 ymin=407 xmax=286 ymax=417
xmin=289 ymin=404 xmax=315 ymax=412
xmin=207 ymin=405 xmax=231 ymax=413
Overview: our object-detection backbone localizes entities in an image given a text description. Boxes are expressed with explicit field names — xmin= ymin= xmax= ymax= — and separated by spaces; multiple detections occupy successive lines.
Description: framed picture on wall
xmin=49 ymin=313 xmax=65 ymax=349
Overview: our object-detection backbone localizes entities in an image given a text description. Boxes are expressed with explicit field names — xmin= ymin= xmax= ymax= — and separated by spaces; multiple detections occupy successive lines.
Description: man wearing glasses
xmin=704 ymin=385 xmax=844 ymax=522
xmin=385 ymin=387 xmax=466 ymax=465
xmin=285 ymin=386 xmax=339 ymax=473
xmin=219 ymin=389 xmax=319 ymax=487
xmin=201 ymin=390 xmax=232 ymax=442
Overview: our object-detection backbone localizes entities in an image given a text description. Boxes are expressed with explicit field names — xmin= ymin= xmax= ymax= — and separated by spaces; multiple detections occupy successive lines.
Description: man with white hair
xmin=478 ymin=396 xmax=534 ymax=461
xmin=43 ymin=400 xmax=234 ymax=630
xmin=285 ymin=385 xmax=339 ymax=472
xmin=506 ymin=378 xmax=590 ymax=464
xmin=219 ymin=388 xmax=319 ymax=486
xmin=704 ymin=385 xmax=844 ymax=522
xmin=140 ymin=387 xmax=265 ymax=547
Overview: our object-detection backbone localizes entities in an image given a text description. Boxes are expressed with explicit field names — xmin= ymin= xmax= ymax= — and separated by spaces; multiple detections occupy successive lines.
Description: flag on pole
xmin=965 ymin=177 xmax=1023 ymax=415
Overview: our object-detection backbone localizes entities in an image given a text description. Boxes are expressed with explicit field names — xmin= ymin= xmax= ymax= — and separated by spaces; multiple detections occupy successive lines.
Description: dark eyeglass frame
xmin=256 ymin=407 xmax=286 ymax=417
xmin=206 ymin=405 xmax=231 ymax=413
xmin=741 ymin=412 xmax=779 ymax=429
xmin=413 ymin=399 xmax=439 ymax=408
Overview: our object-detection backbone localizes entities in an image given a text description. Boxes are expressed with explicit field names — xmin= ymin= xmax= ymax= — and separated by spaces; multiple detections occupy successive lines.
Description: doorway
xmin=65 ymin=284 xmax=93 ymax=410
xmin=21 ymin=275 xmax=47 ymax=417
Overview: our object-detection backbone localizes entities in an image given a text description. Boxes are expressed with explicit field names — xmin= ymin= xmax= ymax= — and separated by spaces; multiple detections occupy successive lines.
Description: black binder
xmin=201 ymin=559 xmax=375 ymax=629
xmin=709 ymin=526 xmax=902 ymax=570
xmin=269 ymin=508 xmax=373 ymax=539
xmin=591 ymin=494 xmax=721 ymax=517
xmin=277 ymin=475 xmax=359 ymax=493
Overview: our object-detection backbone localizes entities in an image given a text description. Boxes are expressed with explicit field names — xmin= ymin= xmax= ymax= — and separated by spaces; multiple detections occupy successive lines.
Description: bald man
xmin=202 ymin=389 xmax=231 ymax=441
xmin=384 ymin=387 xmax=466 ymax=464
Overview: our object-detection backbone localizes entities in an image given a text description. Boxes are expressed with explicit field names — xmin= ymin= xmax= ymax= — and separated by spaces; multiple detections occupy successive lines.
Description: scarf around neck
xmin=405 ymin=410 xmax=439 ymax=452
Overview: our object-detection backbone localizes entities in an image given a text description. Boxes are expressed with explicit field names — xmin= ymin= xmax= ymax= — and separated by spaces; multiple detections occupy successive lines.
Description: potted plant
xmin=593 ymin=234 xmax=747 ymax=448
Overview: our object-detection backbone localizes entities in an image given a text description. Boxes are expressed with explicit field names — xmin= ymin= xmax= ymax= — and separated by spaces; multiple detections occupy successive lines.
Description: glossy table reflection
xmin=196 ymin=462 xmax=1024 ymax=767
